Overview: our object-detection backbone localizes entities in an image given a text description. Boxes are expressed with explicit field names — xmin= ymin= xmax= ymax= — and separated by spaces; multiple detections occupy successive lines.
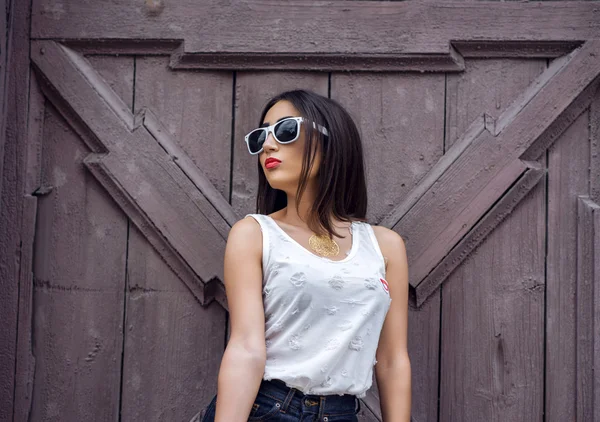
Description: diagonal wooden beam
xmin=381 ymin=40 xmax=600 ymax=294
xmin=30 ymin=40 xmax=237 ymax=307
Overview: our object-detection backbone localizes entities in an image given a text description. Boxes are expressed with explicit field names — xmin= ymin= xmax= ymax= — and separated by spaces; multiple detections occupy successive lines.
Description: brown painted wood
xmin=113 ymin=56 xmax=229 ymax=421
xmin=30 ymin=41 xmax=233 ymax=305
xmin=120 ymin=226 xmax=227 ymax=422
xmin=440 ymin=180 xmax=545 ymax=421
xmin=0 ymin=0 xmax=31 ymax=419
xmin=30 ymin=104 xmax=128 ymax=420
xmin=231 ymin=72 xmax=328 ymax=217
xmin=382 ymin=41 xmax=600 ymax=299
xmin=12 ymin=67 xmax=46 ymax=422
xmin=331 ymin=73 xmax=445 ymax=224
xmin=546 ymin=111 xmax=591 ymax=422
xmin=439 ymin=58 xmax=546 ymax=421
xmin=331 ymin=72 xmax=445 ymax=422
xmin=413 ymin=59 xmax=547 ymax=305
xmin=576 ymin=196 xmax=600 ymax=421
xmin=591 ymin=88 xmax=600 ymax=204
xmin=31 ymin=1 xmax=600 ymax=59
xmin=133 ymin=56 xmax=233 ymax=199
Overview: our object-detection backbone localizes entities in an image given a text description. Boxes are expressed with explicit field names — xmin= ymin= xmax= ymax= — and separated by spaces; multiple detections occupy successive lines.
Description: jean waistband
xmin=259 ymin=379 xmax=359 ymax=414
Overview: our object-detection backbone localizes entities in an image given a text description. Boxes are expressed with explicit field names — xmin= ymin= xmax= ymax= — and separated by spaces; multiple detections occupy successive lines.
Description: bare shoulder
xmin=371 ymin=225 xmax=406 ymax=255
xmin=226 ymin=216 xmax=263 ymax=254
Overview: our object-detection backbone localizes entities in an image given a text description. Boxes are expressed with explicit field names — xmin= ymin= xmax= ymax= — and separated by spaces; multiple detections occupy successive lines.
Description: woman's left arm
xmin=373 ymin=226 xmax=411 ymax=422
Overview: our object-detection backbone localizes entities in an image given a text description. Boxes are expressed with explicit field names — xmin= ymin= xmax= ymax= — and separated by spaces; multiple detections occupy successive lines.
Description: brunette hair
xmin=255 ymin=89 xmax=368 ymax=238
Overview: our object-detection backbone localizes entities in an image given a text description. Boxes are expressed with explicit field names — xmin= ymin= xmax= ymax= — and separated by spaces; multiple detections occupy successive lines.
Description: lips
xmin=265 ymin=157 xmax=281 ymax=169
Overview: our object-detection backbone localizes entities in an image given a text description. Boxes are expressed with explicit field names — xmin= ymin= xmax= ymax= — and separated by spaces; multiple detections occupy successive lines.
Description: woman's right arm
xmin=214 ymin=217 xmax=266 ymax=422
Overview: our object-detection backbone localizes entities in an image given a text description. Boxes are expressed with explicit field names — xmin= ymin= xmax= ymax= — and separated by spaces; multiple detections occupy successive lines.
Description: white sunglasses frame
xmin=244 ymin=116 xmax=329 ymax=155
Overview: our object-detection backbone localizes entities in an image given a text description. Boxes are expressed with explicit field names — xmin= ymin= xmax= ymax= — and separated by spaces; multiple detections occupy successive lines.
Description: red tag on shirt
xmin=380 ymin=278 xmax=389 ymax=294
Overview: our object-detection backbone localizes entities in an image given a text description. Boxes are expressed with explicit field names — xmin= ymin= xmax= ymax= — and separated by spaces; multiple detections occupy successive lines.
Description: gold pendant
xmin=308 ymin=234 xmax=340 ymax=257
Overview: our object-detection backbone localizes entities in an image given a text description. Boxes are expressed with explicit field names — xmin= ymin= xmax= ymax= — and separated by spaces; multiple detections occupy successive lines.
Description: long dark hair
xmin=256 ymin=89 xmax=368 ymax=239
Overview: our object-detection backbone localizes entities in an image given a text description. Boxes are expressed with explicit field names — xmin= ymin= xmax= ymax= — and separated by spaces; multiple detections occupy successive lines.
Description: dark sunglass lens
xmin=248 ymin=129 xmax=267 ymax=153
xmin=274 ymin=119 xmax=299 ymax=143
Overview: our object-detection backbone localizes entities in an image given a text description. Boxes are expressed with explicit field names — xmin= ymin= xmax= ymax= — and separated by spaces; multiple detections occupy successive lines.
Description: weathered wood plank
xmin=30 ymin=40 xmax=233 ymax=305
xmin=546 ymin=111 xmax=590 ymax=422
xmin=133 ymin=56 xmax=232 ymax=199
xmin=440 ymin=181 xmax=545 ymax=421
xmin=332 ymin=73 xmax=445 ymax=224
xmin=591 ymin=87 xmax=600 ymax=204
xmin=0 ymin=0 xmax=31 ymax=419
xmin=12 ymin=67 xmax=46 ymax=422
xmin=438 ymin=58 xmax=546 ymax=421
xmin=416 ymin=164 xmax=545 ymax=306
xmin=332 ymin=72 xmax=445 ymax=422
xmin=30 ymin=105 xmax=127 ymax=421
xmin=31 ymin=1 xmax=600 ymax=56
xmin=120 ymin=227 xmax=227 ymax=422
xmin=115 ymin=57 xmax=230 ymax=421
xmin=383 ymin=41 xmax=600 ymax=292
xmin=231 ymin=72 xmax=328 ymax=217
xmin=576 ymin=196 xmax=600 ymax=422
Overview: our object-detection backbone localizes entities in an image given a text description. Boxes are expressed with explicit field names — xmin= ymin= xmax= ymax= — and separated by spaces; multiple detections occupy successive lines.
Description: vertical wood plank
xmin=119 ymin=59 xmax=231 ymax=421
xmin=576 ymin=196 xmax=600 ymax=421
xmin=13 ymin=66 xmax=46 ymax=422
xmin=134 ymin=56 xmax=233 ymax=198
xmin=441 ymin=59 xmax=546 ymax=422
xmin=30 ymin=104 xmax=128 ymax=421
xmin=232 ymin=72 xmax=328 ymax=218
xmin=440 ymin=183 xmax=545 ymax=421
xmin=0 ymin=0 xmax=31 ymax=419
xmin=120 ymin=227 xmax=227 ymax=422
xmin=546 ymin=111 xmax=591 ymax=422
xmin=332 ymin=72 xmax=445 ymax=422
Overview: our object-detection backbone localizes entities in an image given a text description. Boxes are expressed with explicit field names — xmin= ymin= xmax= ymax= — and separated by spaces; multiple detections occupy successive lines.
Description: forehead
xmin=263 ymin=100 xmax=301 ymax=124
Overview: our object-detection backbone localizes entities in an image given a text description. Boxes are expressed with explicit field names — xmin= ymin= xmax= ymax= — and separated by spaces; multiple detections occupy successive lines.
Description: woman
xmin=197 ymin=90 xmax=410 ymax=421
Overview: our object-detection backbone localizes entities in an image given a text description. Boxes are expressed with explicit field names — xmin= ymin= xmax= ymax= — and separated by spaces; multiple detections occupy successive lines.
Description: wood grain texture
xmin=591 ymin=88 xmax=600 ymax=204
xmin=439 ymin=58 xmax=546 ymax=421
xmin=115 ymin=56 xmax=229 ymax=421
xmin=31 ymin=1 xmax=600 ymax=54
xmin=331 ymin=72 xmax=445 ymax=422
xmin=231 ymin=72 xmax=328 ymax=217
xmin=31 ymin=41 xmax=231 ymax=304
xmin=331 ymin=73 xmax=445 ymax=224
xmin=12 ymin=67 xmax=46 ymax=422
xmin=386 ymin=41 xmax=600 ymax=292
xmin=30 ymin=104 xmax=128 ymax=421
xmin=133 ymin=56 xmax=232 ymax=199
xmin=546 ymin=111 xmax=591 ymax=422
xmin=576 ymin=196 xmax=600 ymax=422
xmin=120 ymin=226 xmax=227 ymax=422
xmin=0 ymin=0 xmax=31 ymax=419
xmin=440 ymin=181 xmax=545 ymax=421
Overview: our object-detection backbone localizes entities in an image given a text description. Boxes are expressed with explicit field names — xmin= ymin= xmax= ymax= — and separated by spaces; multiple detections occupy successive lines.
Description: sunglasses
xmin=244 ymin=117 xmax=329 ymax=155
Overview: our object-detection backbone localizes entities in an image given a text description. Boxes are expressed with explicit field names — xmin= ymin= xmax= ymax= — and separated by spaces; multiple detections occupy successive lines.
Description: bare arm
xmin=214 ymin=217 xmax=266 ymax=422
xmin=373 ymin=227 xmax=411 ymax=422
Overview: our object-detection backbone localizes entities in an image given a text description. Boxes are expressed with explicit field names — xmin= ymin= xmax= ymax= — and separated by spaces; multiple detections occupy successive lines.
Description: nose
xmin=262 ymin=130 xmax=278 ymax=152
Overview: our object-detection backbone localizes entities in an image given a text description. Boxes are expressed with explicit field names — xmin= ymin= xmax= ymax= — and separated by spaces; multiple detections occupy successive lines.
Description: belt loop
xmin=317 ymin=396 xmax=327 ymax=421
xmin=355 ymin=397 xmax=361 ymax=414
xmin=281 ymin=386 xmax=296 ymax=413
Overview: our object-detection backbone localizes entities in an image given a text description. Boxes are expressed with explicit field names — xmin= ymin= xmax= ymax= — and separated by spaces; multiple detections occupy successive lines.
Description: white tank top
xmin=245 ymin=214 xmax=392 ymax=398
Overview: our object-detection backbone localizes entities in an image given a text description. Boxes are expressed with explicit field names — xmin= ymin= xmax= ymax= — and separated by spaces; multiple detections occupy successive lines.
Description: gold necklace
xmin=308 ymin=233 xmax=340 ymax=257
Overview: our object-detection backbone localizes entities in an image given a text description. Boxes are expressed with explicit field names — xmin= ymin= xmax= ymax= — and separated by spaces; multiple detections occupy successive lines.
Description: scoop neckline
xmin=264 ymin=215 xmax=360 ymax=264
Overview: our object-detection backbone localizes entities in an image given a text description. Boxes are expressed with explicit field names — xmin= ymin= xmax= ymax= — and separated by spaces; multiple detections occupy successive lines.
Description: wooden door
xmin=4 ymin=2 xmax=599 ymax=422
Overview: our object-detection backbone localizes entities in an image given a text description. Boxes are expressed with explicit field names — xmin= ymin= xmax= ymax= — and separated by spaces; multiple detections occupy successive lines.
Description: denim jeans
xmin=195 ymin=379 xmax=360 ymax=422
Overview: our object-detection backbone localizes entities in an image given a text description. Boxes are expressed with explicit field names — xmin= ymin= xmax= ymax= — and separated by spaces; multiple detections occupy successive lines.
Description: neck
xmin=281 ymin=183 xmax=318 ymax=228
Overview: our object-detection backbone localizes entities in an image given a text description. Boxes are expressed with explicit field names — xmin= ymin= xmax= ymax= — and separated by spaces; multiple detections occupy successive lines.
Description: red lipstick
xmin=265 ymin=157 xmax=281 ymax=169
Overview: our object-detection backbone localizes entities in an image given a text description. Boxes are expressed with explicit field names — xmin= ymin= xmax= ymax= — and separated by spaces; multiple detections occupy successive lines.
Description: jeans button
xmin=323 ymin=417 xmax=328 ymax=422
